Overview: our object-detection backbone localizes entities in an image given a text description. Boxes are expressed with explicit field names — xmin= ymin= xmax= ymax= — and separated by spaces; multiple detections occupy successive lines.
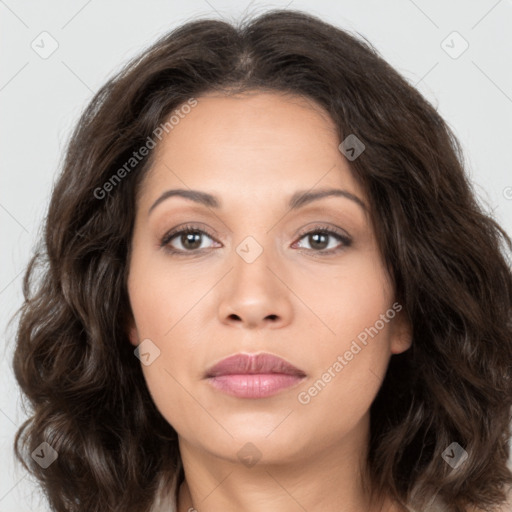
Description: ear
xmin=126 ymin=315 xmax=139 ymax=347
xmin=390 ymin=305 xmax=413 ymax=355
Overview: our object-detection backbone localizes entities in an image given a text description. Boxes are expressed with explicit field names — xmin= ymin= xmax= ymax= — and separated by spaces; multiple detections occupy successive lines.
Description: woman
xmin=11 ymin=9 xmax=512 ymax=512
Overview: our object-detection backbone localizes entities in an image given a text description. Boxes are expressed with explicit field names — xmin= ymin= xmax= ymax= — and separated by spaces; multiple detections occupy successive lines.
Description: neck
xmin=175 ymin=414 xmax=399 ymax=512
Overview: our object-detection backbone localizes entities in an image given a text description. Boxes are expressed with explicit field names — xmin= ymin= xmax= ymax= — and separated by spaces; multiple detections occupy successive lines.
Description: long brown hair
xmin=11 ymin=9 xmax=512 ymax=512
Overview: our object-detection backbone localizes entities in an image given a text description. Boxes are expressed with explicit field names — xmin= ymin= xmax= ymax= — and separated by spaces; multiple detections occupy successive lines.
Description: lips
xmin=205 ymin=352 xmax=306 ymax=378
xmin=204 ymin=353 xmax=306 ymax=399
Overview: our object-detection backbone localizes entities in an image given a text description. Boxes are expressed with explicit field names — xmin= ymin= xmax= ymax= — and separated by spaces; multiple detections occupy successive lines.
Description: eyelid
xmin=294 ymin=222 xmax=352 ymax=242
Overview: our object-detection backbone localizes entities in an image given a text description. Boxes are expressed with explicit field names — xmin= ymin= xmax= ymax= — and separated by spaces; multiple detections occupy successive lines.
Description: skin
xmin=126 ymin=91 xmax=413 ymax=512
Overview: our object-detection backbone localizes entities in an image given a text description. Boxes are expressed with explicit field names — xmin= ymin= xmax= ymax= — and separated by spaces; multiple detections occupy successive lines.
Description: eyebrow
xmin=148 ymin=187 xmax=367 ymax=216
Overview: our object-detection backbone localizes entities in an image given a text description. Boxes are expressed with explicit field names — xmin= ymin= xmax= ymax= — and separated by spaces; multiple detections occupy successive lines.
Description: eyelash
xmin=160 ymin=223 xmax=352 ymax=257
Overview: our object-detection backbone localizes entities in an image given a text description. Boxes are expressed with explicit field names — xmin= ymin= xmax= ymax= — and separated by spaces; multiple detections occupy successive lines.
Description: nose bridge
xmin=216 ymin=231 xmax=293 ymax=329
xmin=231 ymin=232 xmax=277 ymax=296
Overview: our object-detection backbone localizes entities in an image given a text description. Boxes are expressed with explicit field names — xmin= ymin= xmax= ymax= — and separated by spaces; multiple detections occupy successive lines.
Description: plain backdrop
xmin=1 ymin=1 xmax=511 ymax=510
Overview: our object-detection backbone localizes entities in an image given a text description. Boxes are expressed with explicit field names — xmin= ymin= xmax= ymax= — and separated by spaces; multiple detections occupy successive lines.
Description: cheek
xmin=297 ymin=248 xmax=393 ymax=352
xmin=140 ymin=356 xmax=197 ymax=433
xmin=128 ymin=255 xmax=214 ymax=431
xmin=293 ymin=250 xmax=393 ymax=412
xmin=295 ymin=295 xmax=394 ymax=439
xmin=129 ymin=251 xmax=215 ymax=340
xmin=296 ymin=346 xmax=387 ymax=445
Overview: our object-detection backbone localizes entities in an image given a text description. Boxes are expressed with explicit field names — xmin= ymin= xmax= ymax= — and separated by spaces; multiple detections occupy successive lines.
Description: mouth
xmin=204 ymin=352 xmax=307 ymax=399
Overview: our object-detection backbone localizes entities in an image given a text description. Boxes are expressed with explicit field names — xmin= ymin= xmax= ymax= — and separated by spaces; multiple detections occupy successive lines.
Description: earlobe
xmin=126 ymin=317 xmax=139 ymax=347
xmin=390 ymin=308 xmax=413 ymax=355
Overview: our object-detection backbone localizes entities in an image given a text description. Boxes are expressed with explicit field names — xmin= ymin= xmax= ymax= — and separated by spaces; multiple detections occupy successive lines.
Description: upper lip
xmin=205 ymin=353 xmax=306 ymax=378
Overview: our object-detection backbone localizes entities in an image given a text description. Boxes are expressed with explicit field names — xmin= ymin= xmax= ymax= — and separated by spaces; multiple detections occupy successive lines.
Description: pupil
xmin=310 ymin=233 xmax=328 ymax=249
xmin=183 ymin=232 xmax=201 ymax=250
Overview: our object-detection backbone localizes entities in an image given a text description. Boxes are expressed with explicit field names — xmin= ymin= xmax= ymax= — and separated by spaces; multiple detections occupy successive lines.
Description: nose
xmin=216 ymin=243 xmax=294 ymax=330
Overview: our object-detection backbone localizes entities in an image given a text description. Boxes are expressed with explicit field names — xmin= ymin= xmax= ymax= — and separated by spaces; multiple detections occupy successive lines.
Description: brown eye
xmin=165 ymin=230 xmax=213 ymax=251
xmin=160 ymin=225 xmax=220 ymax=254
xmin=306 ymin=232 xmax=330 ymax=250
xmin=177 ymin=231 xmax=204 ymax=251
xmin=293 ymin=227 xmax=352 ymax=255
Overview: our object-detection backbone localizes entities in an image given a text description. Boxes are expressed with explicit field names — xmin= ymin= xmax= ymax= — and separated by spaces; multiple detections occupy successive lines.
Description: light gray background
xmin=1 ymin=1 xmax=511 ymax=510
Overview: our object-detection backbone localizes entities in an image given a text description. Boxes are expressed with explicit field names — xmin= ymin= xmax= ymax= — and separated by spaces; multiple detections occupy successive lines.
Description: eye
xmin=160 ymin=224 xmax=220 ymax=254
xmin=292 ymin=225 xmax=352 ymax=255
xmin=160 ymin=223 xmax=352 ymax=256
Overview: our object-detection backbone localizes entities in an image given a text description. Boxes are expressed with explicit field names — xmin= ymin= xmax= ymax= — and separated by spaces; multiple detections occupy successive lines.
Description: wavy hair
xmin=11 ymin=9 xmax=512 ymax=512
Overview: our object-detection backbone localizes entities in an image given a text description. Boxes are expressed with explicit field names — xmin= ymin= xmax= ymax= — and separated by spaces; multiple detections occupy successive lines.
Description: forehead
xmin=137 ymin=91 xmax=364 ymax=209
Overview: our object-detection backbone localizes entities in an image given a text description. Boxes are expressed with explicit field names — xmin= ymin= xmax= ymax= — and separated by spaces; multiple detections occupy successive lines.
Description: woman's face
xmin=127 ymin=91 xmax=411 ymax=467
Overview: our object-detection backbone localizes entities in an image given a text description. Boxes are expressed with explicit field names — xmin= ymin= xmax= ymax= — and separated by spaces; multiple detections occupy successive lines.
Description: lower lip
xmin=206 ymin=373 xmax=305 ymax=398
